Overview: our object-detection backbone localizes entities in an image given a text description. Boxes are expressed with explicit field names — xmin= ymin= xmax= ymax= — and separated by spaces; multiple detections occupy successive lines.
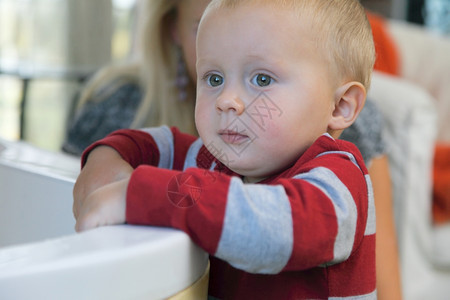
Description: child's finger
xmin=75 ymin=216 xmax=94 ymax=232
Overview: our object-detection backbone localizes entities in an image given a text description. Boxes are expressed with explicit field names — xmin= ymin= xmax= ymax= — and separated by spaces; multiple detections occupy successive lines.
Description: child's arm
xmin=124 ymin=144 xmax=374 ymax=274
xmin=73 ymin=126 xmax=197 ymax=227
xmin=72 ymin=127 xmax=161 ymax=221
xmin=75 ymin=176 xmax=129 ymax=232
xmin=73 ymin=145 xmax=133 ymax=220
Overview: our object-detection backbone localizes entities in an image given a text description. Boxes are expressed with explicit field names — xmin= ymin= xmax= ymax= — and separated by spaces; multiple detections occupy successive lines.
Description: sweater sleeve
xmin=126 ymin=137 xmax=374 ymax=275
xmin=81 ymin=126 xmax=196 ymax=170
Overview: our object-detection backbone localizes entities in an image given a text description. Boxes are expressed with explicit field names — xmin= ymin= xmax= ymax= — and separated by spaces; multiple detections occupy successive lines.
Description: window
xmin=0 ymin=0 xmax=137 ymax=151
xmin=425 ymin=0 xmax=450 ymax=34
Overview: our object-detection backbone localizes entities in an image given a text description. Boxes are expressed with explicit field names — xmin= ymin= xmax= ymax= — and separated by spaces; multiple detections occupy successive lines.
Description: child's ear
xmin=328 ymin=81 xmax=366 ymax=131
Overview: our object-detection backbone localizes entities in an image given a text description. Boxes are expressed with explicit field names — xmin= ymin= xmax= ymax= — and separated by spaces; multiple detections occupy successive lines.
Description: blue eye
xmin=208 ymin=74 xmax=224 ymax=87
xmin=253 ymin=74 xmax=272 ymax=87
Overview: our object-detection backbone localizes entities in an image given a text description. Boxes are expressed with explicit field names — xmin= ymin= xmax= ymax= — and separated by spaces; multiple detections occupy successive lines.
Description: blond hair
xmin=205 ymin=0 xmax=375 ymax=90
xmin=76 ymin=0 xmax=197 ymax=135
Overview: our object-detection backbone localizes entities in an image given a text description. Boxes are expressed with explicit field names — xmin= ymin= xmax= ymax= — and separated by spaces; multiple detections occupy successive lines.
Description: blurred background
xmin=0 ymin=0 xmax=137 ymax=150
xmin=0 ymin=0 xmax=449 ymax=151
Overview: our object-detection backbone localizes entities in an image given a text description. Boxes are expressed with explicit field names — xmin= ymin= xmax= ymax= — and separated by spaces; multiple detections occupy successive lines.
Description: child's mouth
xmin=218 ymin=130 xmax=249 ymax=145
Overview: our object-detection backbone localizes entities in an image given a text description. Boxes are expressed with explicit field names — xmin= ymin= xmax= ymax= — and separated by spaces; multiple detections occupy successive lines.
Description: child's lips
xmin=218 ymin=130 xmax=249 ymax=144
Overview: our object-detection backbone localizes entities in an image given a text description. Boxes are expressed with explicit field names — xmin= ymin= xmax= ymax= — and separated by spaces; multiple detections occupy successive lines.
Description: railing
xmin=0 ymin=64 xmax=93 ymax=140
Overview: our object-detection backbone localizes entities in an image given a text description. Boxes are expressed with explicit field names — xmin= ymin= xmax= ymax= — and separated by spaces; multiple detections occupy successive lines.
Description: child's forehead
xmin=197 ymin=5 xmax=323 ymax=70
xmin=200 ymin=1 xmax=325 ymax=43
xmin=198 ymin=3 xmax=315 ymax=51
xmin=203 ymin=0 xmax=315 ymax=19
xmin=200 ymin=2 xmax=309 ymax=31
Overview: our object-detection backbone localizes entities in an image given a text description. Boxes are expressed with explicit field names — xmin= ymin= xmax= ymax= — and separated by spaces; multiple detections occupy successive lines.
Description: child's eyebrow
xmin=245 ymin=54 xmax=285 ymax=66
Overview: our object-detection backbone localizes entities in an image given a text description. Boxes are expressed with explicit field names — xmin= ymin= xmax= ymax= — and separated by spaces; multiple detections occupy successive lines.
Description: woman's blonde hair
xmin=76 ymin=0 xmax=197 ymax=135
xmin=206 ymin=0 xmax=375 ymax=90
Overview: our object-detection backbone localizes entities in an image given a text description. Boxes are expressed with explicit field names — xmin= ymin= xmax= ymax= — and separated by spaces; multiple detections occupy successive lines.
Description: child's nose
xmin=216 ymin=95 xmax=245 ymax=115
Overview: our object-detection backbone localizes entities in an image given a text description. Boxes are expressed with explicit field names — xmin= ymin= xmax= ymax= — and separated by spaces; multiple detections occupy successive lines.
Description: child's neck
xmin=243 ymin=176 xmax=267 ymax=184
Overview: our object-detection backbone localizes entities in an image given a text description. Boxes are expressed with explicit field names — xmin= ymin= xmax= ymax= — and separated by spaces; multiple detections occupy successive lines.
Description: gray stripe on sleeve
xmin=183 ymin=138 xmax=204 ymax=170
xmin=141 ymin=126 xmax=174 ymax=169
xmin=215 ymin=177 xmax=293 ymax=274
xmin=316 ymin=150 xmax=375 ymax=235
xmin=364 ymin=175 xmax=376 ymax=236
xmin=294 ymin=167 xmax=357 ymax=264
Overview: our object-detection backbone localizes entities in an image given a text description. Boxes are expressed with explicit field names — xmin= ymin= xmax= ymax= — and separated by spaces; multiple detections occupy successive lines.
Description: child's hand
xmin=75 ymin=177 xmax=129 ymax=232
xmin=73 ymin=146 xmax=133 ymax=219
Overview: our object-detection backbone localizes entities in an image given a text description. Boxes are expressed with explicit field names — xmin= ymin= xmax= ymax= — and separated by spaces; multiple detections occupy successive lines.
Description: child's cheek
xmin=245 ymin=94 xmax=284 ymax=134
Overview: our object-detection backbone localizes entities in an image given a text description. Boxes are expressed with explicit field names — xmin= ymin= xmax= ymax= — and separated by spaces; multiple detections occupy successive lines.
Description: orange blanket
xmin=367 ymin=12 xmax=400 ymax=76
xmin=432 ymin=144 xmax=450 ymax=225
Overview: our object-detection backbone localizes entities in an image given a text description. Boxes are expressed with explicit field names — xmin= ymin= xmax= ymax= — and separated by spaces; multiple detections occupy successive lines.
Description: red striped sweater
xmin=82 ymin=126 xmax=376 ymax=299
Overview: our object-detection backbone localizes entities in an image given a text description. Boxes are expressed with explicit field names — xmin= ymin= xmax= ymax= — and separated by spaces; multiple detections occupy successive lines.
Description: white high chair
xmin=0 ymin=139 xmax=209 ymax=300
